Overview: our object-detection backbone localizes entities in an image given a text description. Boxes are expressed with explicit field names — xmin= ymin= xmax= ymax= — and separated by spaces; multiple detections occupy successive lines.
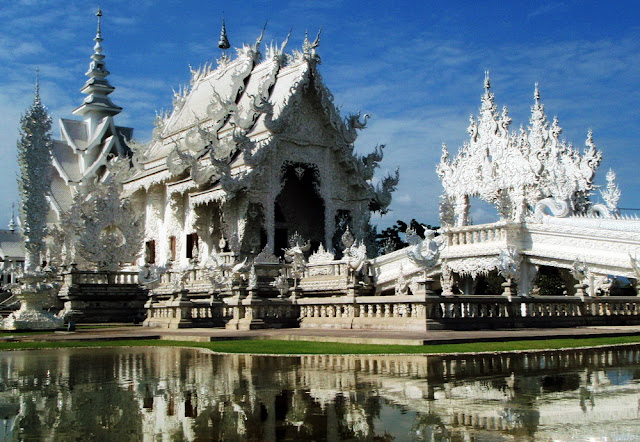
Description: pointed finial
xmin=73 ymin=7 xmax=122 ymax=118
xmin=93 ymin=7 xmax=104 ymax=58
xmin=256 ymin=21 xmax=268 ymax=47
xmin=303 ymin=28 xmax=322 ymax=59
xmin=282 ymin=27 xmax=292 ymax=50
xmin=96 ymin=7 xmax=102 ymax=36
xmin=312 ymin=28 xmax=322 ymax=48
xmin=534 ymin=82 xmax=540 ymax=105
xmin=218 ymin=17 xmax=230 ymax=50
xmin=484 ymin=70 xmax=491 ymax=91
xmin=8 ymin=203 xmax=16 ymax=232
xmin=34 ymin=67 xmax=41 ymax=104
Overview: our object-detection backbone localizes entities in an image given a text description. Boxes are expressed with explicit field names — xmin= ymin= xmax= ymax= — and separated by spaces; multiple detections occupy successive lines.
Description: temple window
xmin=186 ymin=233 xmax=199 ymax=259
xmin=145 ymin=240 xmax=156 ymax=264
xmin=169 ymin=236 xmax=176 ymax=261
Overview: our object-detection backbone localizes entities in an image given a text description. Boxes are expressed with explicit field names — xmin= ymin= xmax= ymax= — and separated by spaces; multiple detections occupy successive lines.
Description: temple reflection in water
xmin=1 ymin=346 xmax=640 ymax=440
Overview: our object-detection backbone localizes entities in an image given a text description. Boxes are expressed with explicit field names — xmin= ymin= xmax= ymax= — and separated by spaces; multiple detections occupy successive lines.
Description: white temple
xmin=48 ymin=9 xmax=134 ymax=224
xmin=16 ymin=11 xmax=640 ymax=329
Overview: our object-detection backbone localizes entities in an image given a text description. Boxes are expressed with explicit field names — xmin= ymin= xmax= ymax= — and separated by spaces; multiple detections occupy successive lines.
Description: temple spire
xmin=73 ymin=7 xmax=122 ymax=120
xmin=218 ymin=17 xmax=230 ymax=50
xmin=34 ymin=67 xmax=40 ymax=105
xmin=8 ymin=203 xmax=16 ymax=232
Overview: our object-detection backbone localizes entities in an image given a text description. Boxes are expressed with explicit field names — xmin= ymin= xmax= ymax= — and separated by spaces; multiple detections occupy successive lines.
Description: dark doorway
xmin=274 ymin=163 xmax=325 ymax=257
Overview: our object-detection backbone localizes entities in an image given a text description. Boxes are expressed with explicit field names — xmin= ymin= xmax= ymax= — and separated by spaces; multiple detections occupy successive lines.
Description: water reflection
xmin=1 ymin=346 xmax=640 ymax=440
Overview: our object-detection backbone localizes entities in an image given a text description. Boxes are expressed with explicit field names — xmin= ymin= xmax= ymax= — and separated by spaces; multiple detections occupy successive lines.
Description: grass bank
xmin=2 ymin=335 xmax=640 ymax=355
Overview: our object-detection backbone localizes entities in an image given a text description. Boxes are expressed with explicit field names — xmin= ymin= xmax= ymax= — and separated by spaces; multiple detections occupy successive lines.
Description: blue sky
xmin=0 ymin=0 xmax=639 ymax=229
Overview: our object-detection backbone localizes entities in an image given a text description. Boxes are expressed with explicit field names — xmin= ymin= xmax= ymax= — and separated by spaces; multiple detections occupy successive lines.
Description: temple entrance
xmin=274 ymin=162 xmax=325 ymax=257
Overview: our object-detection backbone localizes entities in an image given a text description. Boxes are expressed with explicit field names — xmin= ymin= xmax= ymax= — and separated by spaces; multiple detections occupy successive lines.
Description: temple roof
xmin=73 ymin=8 xmax=122 ymax=119
xmin=121 ymin=29 xmax=397 ymax=213
xmin=0 ymin=230 xmax=25 ymax=260
xmin=123 ymin=31 xmax=353 ymax=190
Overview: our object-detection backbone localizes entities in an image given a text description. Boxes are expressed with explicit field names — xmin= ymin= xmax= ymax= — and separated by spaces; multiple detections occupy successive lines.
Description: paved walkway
xmin=3 ymin=324 xmax=640 ymax=346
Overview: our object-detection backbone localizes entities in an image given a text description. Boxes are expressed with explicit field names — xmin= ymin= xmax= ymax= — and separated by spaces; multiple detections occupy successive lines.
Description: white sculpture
xmin=271 ymin=269 xmax=290 ymax=298
xmin=3 ymin=74 xmax=63 ymax=330
xmin=599 ymin=169 xmax=622 ymax=215
xmin=437 ymin=73 xmax=601 ymax=226
xmin=283 ymin=233 xmax=310 ymax=288
xmin=60 ymin=170 xmax=144 ymax=271
xmin=407 ymin=228 xmax=441 ymax=271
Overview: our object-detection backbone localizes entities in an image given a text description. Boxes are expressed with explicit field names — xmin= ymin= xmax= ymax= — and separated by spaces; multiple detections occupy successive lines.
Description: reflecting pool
xmin=1 ymin=345 xmax=640 ymax=440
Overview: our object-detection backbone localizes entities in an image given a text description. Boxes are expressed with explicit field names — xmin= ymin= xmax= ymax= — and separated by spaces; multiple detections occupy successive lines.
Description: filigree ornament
xmin=308 ymin=244 xmax=335 ymax=264
xmin=284 ymin=233 xmax=310 ymax=286
xmin=600 ymin=169 xmax=621 ymax=214
xmin=447 ymin=257 xmax=501 ymax=279
xmin=437 ymin=74 xmax=602 ymax=226
xmin=407 ymin=229 xmax=441 ymax=271
xmin=271 ymin=269 xmax=290 ymax=298
xmin=17 ymin=88 xmax=53 ymax=271
xmin=60 ymin=175 xmax=144 ymax=271
xmin=497 ymin=248 xmax=520 ymax=281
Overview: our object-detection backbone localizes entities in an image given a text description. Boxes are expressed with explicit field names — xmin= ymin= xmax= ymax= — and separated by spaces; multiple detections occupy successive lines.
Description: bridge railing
xmin=297 ymin=295 xmax=640 ymax=330
xmin=444 ymin=222 xmax=510 ymax=247
xmin=63 ymin=271 xmax=139 ymax=285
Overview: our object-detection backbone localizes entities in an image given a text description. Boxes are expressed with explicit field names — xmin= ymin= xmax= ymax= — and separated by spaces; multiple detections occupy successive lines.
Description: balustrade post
xmin=501 ymin=278 xmax=517 ymax=301
xmin=168 ymin=289 xmax=194 ymax=328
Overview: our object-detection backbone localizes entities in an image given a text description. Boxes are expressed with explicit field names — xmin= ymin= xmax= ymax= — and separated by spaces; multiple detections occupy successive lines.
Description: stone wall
xmin=58 ymin=271 xmax=148 ymax=323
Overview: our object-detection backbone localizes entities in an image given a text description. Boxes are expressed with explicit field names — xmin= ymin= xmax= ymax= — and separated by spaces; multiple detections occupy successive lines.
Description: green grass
xmin=1 ymin=335 xmax=640 ymax=354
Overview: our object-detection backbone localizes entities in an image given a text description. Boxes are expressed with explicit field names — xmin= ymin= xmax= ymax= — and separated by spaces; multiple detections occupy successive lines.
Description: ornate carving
xmin=308 ymin=244 xmax=334 ymax=264
xmin=271 ymin=269 xmax=289 ymax=298
xmin=437 ymin=74 xmax=602 ymax=226
xmin=255 ymin=245 xmax=280 ymax=264
xmin=284 ymin=233 xmax=310 ymax=287
xmin=447 ymin=256 xmax=500 ymax=279
xmin=60 ymin=171 xmax=144 ymax=271
xmin=370 ymin=168 xmax=400 ymax=214
xmin=407 ymin=229 xmax=441 ymax=271
xmin=395 ymin=265 xmax=409 ymax=296
xmin=497 ymin=248 xmax=521 ymax=282
xmin=600 ymin=169 xmax=621 ymax=215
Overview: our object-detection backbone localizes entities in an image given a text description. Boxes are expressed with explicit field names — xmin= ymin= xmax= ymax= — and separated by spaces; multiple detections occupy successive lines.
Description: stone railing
xmin=297 ymin=295 xmax=640 ymax=331
xmin=298 ymin=295 xmax=430 ymax=331
xmin=63 ymin=270 xmax=139 ymax=285
xmin=144 ymin=299 xmax=232 ymax=328
xmin=159 ymin=268 xmax=210 ymax=286
xmin=303 ymin=261 xmax=348 ymax=278
xmin=444 ymin=222 xmax=509 ymax=247
xmin=144 ymin=295 xmax=299 ymax=329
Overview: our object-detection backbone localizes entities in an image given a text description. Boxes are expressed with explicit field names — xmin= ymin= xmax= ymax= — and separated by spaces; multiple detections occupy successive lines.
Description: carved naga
xmin=358 ymin=144 xmax=385 ymax=181
xmin=341 ymin=112 xmax=369 ymax=145
xmin=370 ymin=167 xmax=400 ymax=214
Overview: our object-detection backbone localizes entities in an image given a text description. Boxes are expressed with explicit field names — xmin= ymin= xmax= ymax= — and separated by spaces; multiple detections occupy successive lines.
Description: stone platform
xmin=3 ymin=324 xmax=640 ymax=348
